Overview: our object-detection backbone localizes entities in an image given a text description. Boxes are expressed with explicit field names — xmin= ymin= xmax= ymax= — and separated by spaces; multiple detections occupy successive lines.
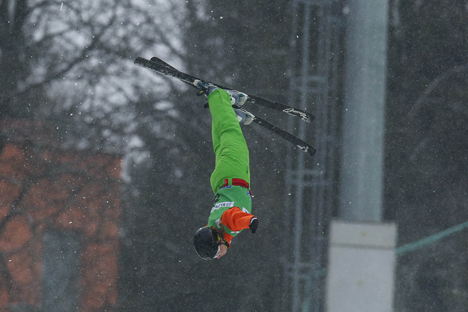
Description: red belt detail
xmin=223 ymin=178 xmax=250 ymax=190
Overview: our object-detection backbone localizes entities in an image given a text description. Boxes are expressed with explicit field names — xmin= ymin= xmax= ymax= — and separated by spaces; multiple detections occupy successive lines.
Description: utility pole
xmin=326 ymin=1 xmax=396 ymax=311
xmin=339 ymin=0 xmax=388 ymax=222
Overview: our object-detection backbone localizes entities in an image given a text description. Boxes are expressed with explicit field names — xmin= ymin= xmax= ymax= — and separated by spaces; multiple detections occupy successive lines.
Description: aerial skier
xmin=133 ymin=56 xmax=316 ymax=260
xmin=192 ymin=81 xmax=259 ymax=260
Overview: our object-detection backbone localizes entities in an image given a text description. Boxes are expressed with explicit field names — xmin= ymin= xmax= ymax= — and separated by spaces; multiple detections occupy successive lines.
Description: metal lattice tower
xmin=282 ymin=1 xmax=342 ymax=311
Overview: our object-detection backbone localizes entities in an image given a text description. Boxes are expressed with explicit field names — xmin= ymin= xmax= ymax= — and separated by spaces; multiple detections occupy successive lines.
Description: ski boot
xmin=195 ymin=80 xmax=218 ymax=97
xmin=195 ymin=80 xmax=248 ymax=107
xmin=227 ymin=89 xmax=248 ymax=107
xmin=234 ymin=108 xmax=255 ymax=125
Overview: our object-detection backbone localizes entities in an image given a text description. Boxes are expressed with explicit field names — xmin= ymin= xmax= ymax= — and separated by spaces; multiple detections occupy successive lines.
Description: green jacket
xmin=208 ymin=185 xmax=253 ymax=240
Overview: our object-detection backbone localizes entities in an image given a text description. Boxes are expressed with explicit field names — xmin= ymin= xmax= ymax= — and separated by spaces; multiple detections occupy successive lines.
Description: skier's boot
xmin=226 ymin=89 xmax=248 ymax=107
xmin=195 ymin=80 xmax=218 ymax=97
xmin=195 ymin=80 xmax=248 ymax=107
xmin=234 ymin=108 xmax=255 ymax=125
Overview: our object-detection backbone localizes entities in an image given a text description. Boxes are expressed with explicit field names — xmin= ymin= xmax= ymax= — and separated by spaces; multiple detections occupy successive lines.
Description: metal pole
xmin=339 ymin=0 xmax=389 ymax=222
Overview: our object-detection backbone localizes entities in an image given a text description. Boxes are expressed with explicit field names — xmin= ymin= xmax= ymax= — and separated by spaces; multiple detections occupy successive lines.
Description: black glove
xmin=249 ymin=217 xmax=259 ymax=234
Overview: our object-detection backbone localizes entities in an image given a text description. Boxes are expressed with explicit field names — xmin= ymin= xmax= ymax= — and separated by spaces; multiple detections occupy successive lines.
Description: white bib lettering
xmin=211 ymin=201 xmax=234 ymax=213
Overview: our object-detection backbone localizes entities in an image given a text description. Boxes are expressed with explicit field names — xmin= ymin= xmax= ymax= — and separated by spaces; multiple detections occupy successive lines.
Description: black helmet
xmin=193 ymin=227 xmax=220 ymax=260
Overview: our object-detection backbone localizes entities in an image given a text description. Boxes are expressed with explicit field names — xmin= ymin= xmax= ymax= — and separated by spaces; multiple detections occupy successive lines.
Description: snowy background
xmin=1 ymin=0 xmax=468 ymax=311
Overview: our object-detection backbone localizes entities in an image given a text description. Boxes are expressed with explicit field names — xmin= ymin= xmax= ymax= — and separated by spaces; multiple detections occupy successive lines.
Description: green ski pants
xmin=208 ymin=89 xmax=250 ymax=193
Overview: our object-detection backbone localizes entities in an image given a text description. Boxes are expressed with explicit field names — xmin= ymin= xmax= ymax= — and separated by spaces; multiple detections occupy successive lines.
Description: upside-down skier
xmin=193 ymin=81 xmax=259 ymax=260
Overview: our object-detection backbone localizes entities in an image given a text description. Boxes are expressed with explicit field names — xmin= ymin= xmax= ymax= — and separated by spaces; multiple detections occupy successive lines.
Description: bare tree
xmin=0 ymin=0 xmax=186 ymax=150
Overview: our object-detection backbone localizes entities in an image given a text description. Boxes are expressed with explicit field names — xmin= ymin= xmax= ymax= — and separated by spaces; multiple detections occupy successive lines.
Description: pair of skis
xmin=134 ymin=56 xmax=316 ymax=156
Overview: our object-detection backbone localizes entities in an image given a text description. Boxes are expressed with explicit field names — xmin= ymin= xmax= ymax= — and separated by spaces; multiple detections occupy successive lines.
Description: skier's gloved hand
xmin=249 ymin=217 xmax=259 ymax=234
xmin=195 ymin=80 xmax=218 ymax=97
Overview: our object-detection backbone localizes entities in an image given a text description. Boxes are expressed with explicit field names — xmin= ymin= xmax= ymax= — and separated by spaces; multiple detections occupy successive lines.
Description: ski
xmin=138 ymin=56 xmax=314 ymax=123
xmin=252 ymin=116 xmax=316 ymax=156
xmin=134 ymin=56 xmax=316 ymax=156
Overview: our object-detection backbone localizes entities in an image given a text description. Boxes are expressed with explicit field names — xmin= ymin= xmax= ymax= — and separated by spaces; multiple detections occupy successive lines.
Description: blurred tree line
xmin=1 ymin=0 xmax=468 ymax=311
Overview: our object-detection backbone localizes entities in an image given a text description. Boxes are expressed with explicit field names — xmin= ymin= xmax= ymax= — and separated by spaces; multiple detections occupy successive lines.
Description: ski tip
xmin=134 ymin=57 xmax=147 ymax=65
xmin=305 ymin=115 xmax=315 ymax=123
xmin=299 ymin=145 xmax=317 ymax=156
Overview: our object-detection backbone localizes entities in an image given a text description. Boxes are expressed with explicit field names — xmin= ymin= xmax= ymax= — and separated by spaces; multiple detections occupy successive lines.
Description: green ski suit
xmin=206 ymin=89 xmax=255 ymax=245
